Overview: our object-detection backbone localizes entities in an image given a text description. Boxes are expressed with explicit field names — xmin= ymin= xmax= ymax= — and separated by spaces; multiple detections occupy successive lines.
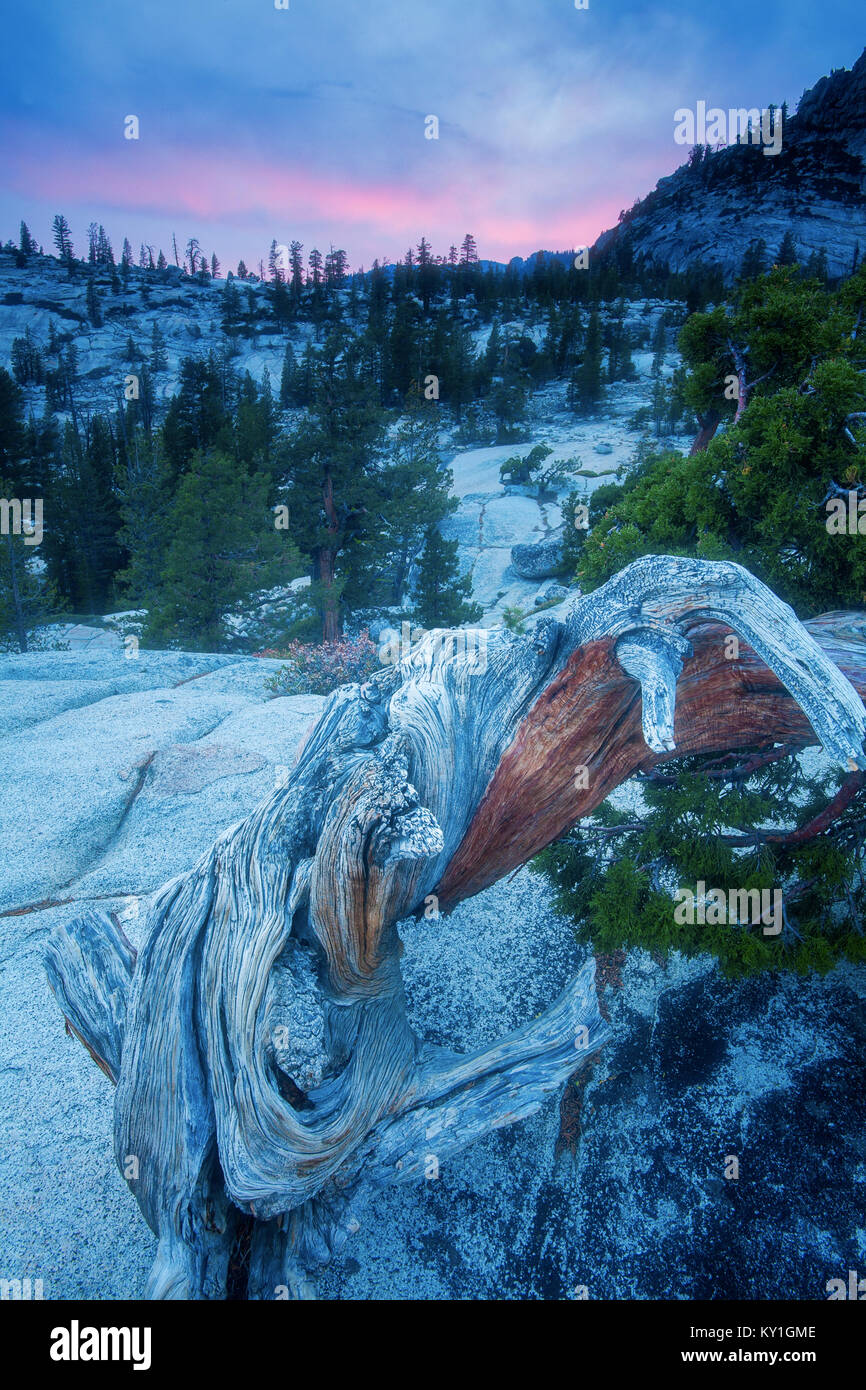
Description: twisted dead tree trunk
xmin=44 ymin=557 xmax=866 ymax=1299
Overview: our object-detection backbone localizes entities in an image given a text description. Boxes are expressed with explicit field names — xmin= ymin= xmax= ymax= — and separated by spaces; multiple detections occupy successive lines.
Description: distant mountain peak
xmin=590 ymin=47 xmax=866 ymax=283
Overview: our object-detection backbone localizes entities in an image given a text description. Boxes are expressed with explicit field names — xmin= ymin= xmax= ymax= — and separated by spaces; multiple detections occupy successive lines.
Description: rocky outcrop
xmin=593 ymin=48 xmax=866 ymax=282
xmin=3 ymin=632 xmax=866 ymax=1297
xmin=510 ymin=527 xmax=565 ymax=579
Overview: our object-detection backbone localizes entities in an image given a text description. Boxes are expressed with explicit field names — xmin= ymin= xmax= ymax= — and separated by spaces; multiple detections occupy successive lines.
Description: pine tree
xmin=376 ymin=390 xmax=458 ymax=605
xmin=739 ymin=238 xmax=767 ymax=281
xmin=0 ymin=516 xmax=58 ymax=652
xmin=161 ymin=353 xmax=231 ymax=483
xmin=120 ymin=238 xmax=134 ymax=287
xmin=650 ymin=375 xmax=668 ymax=436
xmin=237 ymin=259 xmax=248 ymax=280
xmin=776 ymin=231 xmax=798 ymax=267
xmin=86 ymin=276 xmax=103 ymax=327
xmin=115 ymin=436 xmax=171 ymax=602
xmin=52 ymin=214 xmax=73 ymax=264
xmin=279 ymin=342 xmax=297 ymax=408
xmin=651 ymin=315 xmax=666 ymax=376
xmin=211 ymin=252 xmax=220 ymax=280
xmin=97 ymin=226 xmax=114 ymax=265
xmin=324 ymin=246 xmax=348 ymax=291
xmin=19 ymin=221 xmax=35 ymax=256
xmin=413 ymin=526 xmax=481 ymax=628
xmin=803 ymin=247 xmax=829 ymax=284
xmin=0 ymin=369 xmax=26 ymax=485
xmin=289 ymin=241 xmax=304 ymax=302
xmin=276 ymin=354 xmax=389 ymax=640
xmin=576 ymin=310 xmax=604 ymax=412
xmin=185 ymin=238 xmax=201 ymax=275
xmin=484 ymin=319 xmax=503 ymax=378
xmin=41 ymin=414 xmax=124 ymax=611
xmin=416 ymin=236 xmax=435 ymax=313
xmin=460 ymin=233 xmax=478 ymax=266
xmin=149 ymin=321 xmax=168 ymax=375
xmin=144 ymin=449 xmax=296 ymax=651
xmin=10 ymin=330 xmax=44 ymax=387
xmin=220 ymin=280 xmax=242 ymax=339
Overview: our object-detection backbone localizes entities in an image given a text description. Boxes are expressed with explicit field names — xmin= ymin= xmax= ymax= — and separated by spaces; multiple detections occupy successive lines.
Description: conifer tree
xmin=115 ymin=436 xmax=171 ymax=602
xmin=86 ymin=276 xmax=103 ymax=327
xmin=739 ymin=237 xmax=767 ymax=281
xmin=276 ymin=350 xmax=389 ymax=640
xmin=651 ymin=315 xmax=666 ymax=376
xmin=575 ymin=310 xmax=604 ymax=412
xmin=413 ymin=526 xmax=481 ymax=628
xmin=325 ymin=247 xmax=348 ymax=292
xmin=220 ymin=280 xmax=242 ymax=340
xmin=149 ymin=321 xmax=168 ymax=375
xmin=460 ymin=233 xmax=478 ymax=266
xmin=10 ymin=330 xmax=44 ymax=387
xmin=776 ymin=230 xmax=798 ymax=267
xmin=376 ymin=389 xmax=457 ymax=605
xmin=308 ymin=247 xmax=323 ymax=288
xmin=0 ymin=509 xmax=59 ymax=652
xmin=144 ymin=449 xmax=297 ymax=651
xmin=416 ymin=236 xmax=435 ymax=313
xmin=279 ymin=342 xmax=297 ymax=408
xmin=52 ymin=214 xmax=73 ymax=264
xmin=0 ymin=369 xmax=26 ymax=485
xmin=96 ymin=225 xmax=114 ymax=266
xmin=185 ymin=237 xmax=201 ymax=275
xmin=289 ymin=241 xmax=304 ymax=303
xmin=803 ymin=247 xmax=829 ymax=284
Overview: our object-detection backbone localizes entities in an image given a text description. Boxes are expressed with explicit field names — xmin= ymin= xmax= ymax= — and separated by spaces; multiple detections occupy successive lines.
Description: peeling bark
xmin=45 ymin=556 xmax=866 ymax=1299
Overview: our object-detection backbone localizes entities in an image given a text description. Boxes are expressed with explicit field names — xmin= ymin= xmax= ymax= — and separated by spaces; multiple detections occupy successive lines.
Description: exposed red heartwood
xmin=436 ymin=618 xmax=866 ymax=910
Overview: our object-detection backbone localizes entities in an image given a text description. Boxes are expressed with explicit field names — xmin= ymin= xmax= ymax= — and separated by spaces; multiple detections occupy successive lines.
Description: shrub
xmin=502 ymin=605 xmax=526 ymax=633
xmin=260 ymin=630 xmax=381 ymax=696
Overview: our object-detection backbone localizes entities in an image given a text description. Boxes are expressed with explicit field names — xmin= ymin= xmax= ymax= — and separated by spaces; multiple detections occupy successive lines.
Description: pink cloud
xmin=4 ymin=126 xmax=675 ymax=266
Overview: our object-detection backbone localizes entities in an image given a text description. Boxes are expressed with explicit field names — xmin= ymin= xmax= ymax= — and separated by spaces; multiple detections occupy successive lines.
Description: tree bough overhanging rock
xmin=43 ymin=555 xmax=866 ymax=1299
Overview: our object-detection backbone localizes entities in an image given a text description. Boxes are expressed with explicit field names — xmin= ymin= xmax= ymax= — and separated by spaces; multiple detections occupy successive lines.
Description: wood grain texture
xmin=45 ymin=556 xmax=866 ymax=1298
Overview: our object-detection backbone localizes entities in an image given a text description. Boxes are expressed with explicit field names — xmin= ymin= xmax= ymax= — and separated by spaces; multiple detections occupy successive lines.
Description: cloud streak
xmin=0 ymin=0 xmax=862 ymax=270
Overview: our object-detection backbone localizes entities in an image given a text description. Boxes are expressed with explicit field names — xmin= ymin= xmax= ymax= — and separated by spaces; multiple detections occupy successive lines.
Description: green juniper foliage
xmin=534 ymin=750 xmax=866 ymax=977
xmin=575 ymin=265 xmax=866 ymax=611
xmin=537 ymin=261 xmax=866 ymax=975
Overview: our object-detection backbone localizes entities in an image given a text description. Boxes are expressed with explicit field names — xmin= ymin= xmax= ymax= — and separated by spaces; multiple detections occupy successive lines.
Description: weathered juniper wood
xmin=44 ymin=556 xmax=866 ymax=1299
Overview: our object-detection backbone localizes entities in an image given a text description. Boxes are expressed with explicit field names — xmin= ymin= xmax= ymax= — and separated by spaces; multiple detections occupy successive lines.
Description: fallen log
xmin=44 ymin=556 xmax=866 ymax=1298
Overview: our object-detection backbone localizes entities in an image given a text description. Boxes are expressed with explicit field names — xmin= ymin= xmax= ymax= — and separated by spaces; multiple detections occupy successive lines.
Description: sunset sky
xmin=1 ymin=0 xmax=862 ymax=273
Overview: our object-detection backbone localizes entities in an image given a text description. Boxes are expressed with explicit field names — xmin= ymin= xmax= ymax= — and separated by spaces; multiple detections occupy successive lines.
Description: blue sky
xmin=1 ymin=0 xmax=863 ymax=273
